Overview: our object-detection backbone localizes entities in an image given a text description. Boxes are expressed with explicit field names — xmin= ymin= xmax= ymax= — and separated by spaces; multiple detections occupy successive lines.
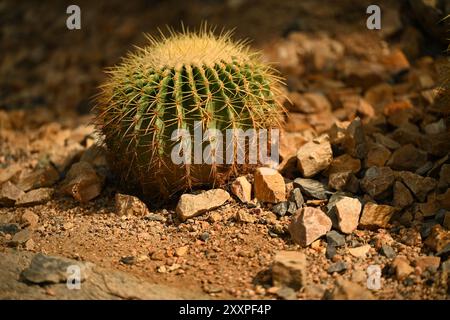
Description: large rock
xmin=289 ymin=207 xmax=332 ymax=246
xmin=254 ymin=167 xmax=286 ymax=203
xmin=272 ymin=250 xmax=307 ymax=290
xmin=176 ymin=189 xmax=230 ymax=222
xmin=359 ymin=202 xmax=396 ymax=229
xmin=360 ymin=166 xmax=395 ymax=198
xmin=296 ymin=135 xmax=333 ymax=177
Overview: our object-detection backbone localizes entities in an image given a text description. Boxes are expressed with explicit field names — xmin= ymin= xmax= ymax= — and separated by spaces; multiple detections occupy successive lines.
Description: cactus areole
xmin=95 ymin=27 xmax=284 ymax=201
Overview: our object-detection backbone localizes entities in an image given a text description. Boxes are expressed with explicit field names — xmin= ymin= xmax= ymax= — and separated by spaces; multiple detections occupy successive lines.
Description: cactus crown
xmin=95 ymin=26 xmax=284 ymax=201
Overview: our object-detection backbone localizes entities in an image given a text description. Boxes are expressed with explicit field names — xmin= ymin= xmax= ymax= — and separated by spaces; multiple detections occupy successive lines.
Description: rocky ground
xmin=1 ymin=0 xmax=449 ymax=300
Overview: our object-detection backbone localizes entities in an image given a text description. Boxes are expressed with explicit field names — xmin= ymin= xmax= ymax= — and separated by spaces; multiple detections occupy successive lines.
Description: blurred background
xmin=1 ymin=0 xmax=448 ymax=119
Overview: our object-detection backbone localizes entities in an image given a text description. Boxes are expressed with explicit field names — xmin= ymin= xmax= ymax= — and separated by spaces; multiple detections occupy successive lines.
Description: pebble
xmin=365 ymin=143 xmax=391 ymax=167
xmin=333 ymin=196 xmax=361 ymax=234
xmin=272 ymin=202 xmax=288 ymax=216
xmin=424 ymin=225 xmax=450 ymax=252
xmin=16 ymin=166 xmax=60 ymax=192
xmin=254 ymin=167 xmax=286 ymax=203
xmin=115 ymin=193 xmax=150 ymax=216
xmin=21 ymin=210 xmax=39 ymax=229
xmin=200 ymin=232 xmax=210 ymax=242
xmin=392 ymin=256 xmax=414 ymax=280
xmin=15 ymin=188 xmax=54 ymax=206
xmin=120 ymin=256 xmax=136 ymax=265
xmin=413 ymin=256 xmax=441 ymax=273
xmin=60 ymin=161 xmax=103 ymax=202
xmin=327 ymin=261 xmax=347 ymax=274
xmin=293 ymin=178 xmax=330 ymax=200
xmin=326 ymin=231 xmax=346 ymax=247
xmin=342 ymin=118 xmax=367 ymax=159
xmin=235 ymin=209 xmax=256 ymax=223
xmin=176 ymin=189 xmax=230 ymax=222
xmin=289 ymin=207 xmax=332 ymax=246
xmin=380 ymin=244 xmax=396 ymax=259
xmin=289 ymin=188 xmax=304 ymax=208
xmin=0 ymin=223 xmax=20 ymax=235
xmin=0 ymin=181 xmax=25 ymax=206
xmin=296 ymin=134 xmax=333 ymax=177
xmin=323 ymin=277 xmax=374 ymax=300
xmin=397 ymin=171 xmax=437 ymax=202
xmin=360 ymin=166 xmax=395 ymax=198
xmin=359 ymin=202 xmax=396 ymax=229
xmin=326 ymin=244 xmax=337 ymax=260
xmin=175 ymin=246 xmax=189 ymax=257
xmin=9 ymin=229 xmax=32 ymax=247
xmin=392 ymin=181 xmax=414 ymax=208
xmin=387 ymin=144 xmax=428 ymax=171
xmin=348 ymin=244 xmax=371 ymax=258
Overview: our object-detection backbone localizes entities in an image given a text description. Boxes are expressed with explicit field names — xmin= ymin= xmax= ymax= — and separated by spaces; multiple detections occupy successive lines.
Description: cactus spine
xmin=95 ymin=27 xmax=284 ymax=201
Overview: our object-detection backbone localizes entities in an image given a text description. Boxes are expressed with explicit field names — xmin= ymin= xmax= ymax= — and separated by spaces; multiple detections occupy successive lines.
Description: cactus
xmin=94 ymin=27 xmax=284 ymax=201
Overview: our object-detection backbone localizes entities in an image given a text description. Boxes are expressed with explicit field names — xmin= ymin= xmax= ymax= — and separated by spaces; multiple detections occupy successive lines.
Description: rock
xmin=328 ymin=171 xmax=357 ymax=191
xmin=397 ymin=171 xmax=437 ymax=202
xmin=208 ymin=212 xmax=223 ymax=223
xmin=424 ymin=225 xmax=450 ymax=252
xmin=254 ymin=167 xmax=286 ymax=203
xmin=381 ymin=49 xmax=410 ymax=73
xmin=175 ymin=246 xmax=189 ymax=257
xmin=9 ymin=229 xmax=32 ymax=247
xmin=333 ymin=196 xmax=361 ymax=234
xmin=343 ymin=118 xmax=367 ymax=159
xmin=0 ymin=164 xmax=22 ymax=184
xmin=323 ymin=277 xmax=374 ymax=300
xmin=79 ymin=145 xmax=108 ymax=167
xmin=413 ymin=256 xmax=441 ymax=273
xmin=0 ymin=181 xmax=25 ymax=206
xmin=327 ymin=261 xmax=347 ymax=274
xmin=348 ymin=245 xmax=371 ymax=258
xmin=288 ymin=188 xmax=304 ymax=208
xmin=272 ymin=202 xmax=288 ymax=216
xmin=296 ymin=134 xmax=333 ymax=177
xmin=326 ymin=231 xmax=346 ymax=247
xmin=0 ymin=251 xmax=207 ymax=299
xmin=359 ymin=202 xmax=396 ymax=229
xmin=293 ymin=178 xmax=330 ymax=200
xmin=49 ymin=142 xmax=85 ymax=173
xmin=289 ymin=207 xmax=332 ymax=246
xmin=392 ymin=256 xmax=414 ymax=281
xmin=120 ymin=256 xmax=136 ymax=265
xmin=365 ymin=143 xmax=391 ymax=167
xmin=176 ymin=189 xmax=230 ymax=222
xmin=16 ymin=166 xmax=59 ymax=192
xmin=230 ymin=176 xmax=252 ymax=203
xmin=360 ymin=166 xmax=395 ymax=198
xmin=21 ymin=210 xmax=39 ymax=229
xmin=287 ymin=202 xmax=297 ymax=215
xmin=60 ymin=161 xmax=103 ymax=202
xmin=21 ymin=253 xmax=92 ymax=284
xmin=329 ymin=121 xmax=350 ymax=145
xmin=325 ymin=154 xmax=361 ymax=176
xmin=115 ymin=193 xmax=149 ymax=216
xmin=326 ymin=244 xmax=336 ymax=260
xmin=393 ymin=181 xmax=414 ymax=208
xmin=373 ymin=133 xmax=401 ymax=150
xmin=15 ymin=188 xmax=54 ymax=206
xmin=0 ymin=223 xmax=20 ymax=235
xmin=271 ymin=250 xmax=307 ymax=291
xmin=387 ymin=144 xmax=428 ymax=171
xmin=287 ymin=92 xmax=331 ymax=114
xmin=424 ymin=119 xmax=446 ymax=135
xmin=24 ymin=239 xmax=35 ymax=251
xmin=380 ymin=244 xmax=396 ymax=259
xmin=235 ymin=209 xmax=256 ymax=223
xmin=444 ymin=212 xmax=450 ymax=230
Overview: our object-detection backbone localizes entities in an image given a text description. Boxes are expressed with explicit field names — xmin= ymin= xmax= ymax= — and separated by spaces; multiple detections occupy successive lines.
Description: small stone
xmin=387 ymin=144 xmax=428 ymax=171
xmin=16 ymin=166 xmax=60 ymax=192
xmin=9 ymin=229 xmax=32 ymax=247
xmin=289 ymin=188 xmax=304 ymax=208
xmin=24 ymin=238 xmax=35 ymax=251
xmin=0 ymin=223 xmax=20 ymax=235
xmin=327 ymin=261 xmax=347 ymax=274
xmin=392 ymin=256 xmax=414 ymax=280
xmin=365 ymin=143 xmax=391 ymax=167
xmin=62 ymin=222 xmax=74 ymax=231
xmin=360 ymin=166 xmax=395 ymax=198
xmin=175 ymin=246 xmax=189 ymax=257
xmin=424 ymin=225 xmax=450 ymax=252
xmin=343 ymin=118 xmax=367 ymax=159
xmin=413 ymin=256 xmax=441 ymax=273
xmin=329 ymin=121 xmax=350 ymax=145
xmin=397 ymin=171 xmax=437 ymax=202
xmin=272 ymin=202 xmax=288 ymax=216
xmin=236 ymin=209 xmax=256 ymax=223
xmin=0 ymin=163 xmax=22 ymax=184
xmin=393 ymin=181 xmax=414 ymax=208
xmin=325 ymin=154 xmax=361 ymax=176
xmin=351 ymin=270 xmax=366 ymax=284
xmin=296 ymin=134 xmax=333 ymax=177
xmin=359 ymin=202 xmax=396 ymax=229
xmin=424 ymin=119 xmax=446 ymax=135
xmin=200 ymin=232 xmax=210 ymax=241
xmin=21 ymin=210 xmax=39 ymax=229
xmin=323 ymin=277 xmax=374 ymax=300
xmin=150 ymin=250 xmax=165 ymax=261
xmin=15 ymin=188 xmax=54 ymax=206
xmin=289 ymin=207 xmax=332 ymax=246
xmin=60 ymin=161 xmax=103 ymax=202
xmin=176 ymin=189 xmax=230 ymax=222
xmin=328 ymin=171 xmax=356 ymax=191
xmin=333 ymin=196 xmax=361 ymax=234
xmin=439 ymin=164 xmax=450 ymax=188
xmin=276 ymin=286 xmax=297 ymax=300
xmin=326 ymin=244 xmax=337 ymax=260
xmin=0 ymin=181 xmax=25 ymax=206
xmin=287 ymin=202 xmax=297 ymax=215
xmin=254 ymin=167 xmax=286 ymax=203
xmin=293 ymin=178 xmax=329 ymax=200
xmin=272 ymin=250 xmax=307 ymax=291
xmin=144 ymin=213 xmax=165 ymax=222
xmin=115 ymin=193 xmax=150 ymax=216
xmin=326 ymin=231 xmax=346 ymax=247
xmin=373 ymin=133 xmax=401 ymax=150
xmin=231 ymin=176 xmax=252 ymax=203
xmin=208 ymin=212 xmax=222 ymax=223
xmin=443 ymin=212 xmax=450 ymax=230
xmin=348 ymin=244 xmax=371 ymax=258
xmin=120 ymin=256 xmax=136 ymax=265
xmin=380 ymin=244 xmax=396 ymax=259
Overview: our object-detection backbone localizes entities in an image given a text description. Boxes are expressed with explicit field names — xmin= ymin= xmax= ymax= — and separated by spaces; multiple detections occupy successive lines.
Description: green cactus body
xmin=95 ymin=28 xmax=284 ymax=201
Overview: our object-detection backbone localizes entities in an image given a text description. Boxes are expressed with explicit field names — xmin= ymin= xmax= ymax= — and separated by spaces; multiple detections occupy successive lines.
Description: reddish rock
xmin=387 ymin=144 xmax=428 ymax=171
xmin=392 ymin=256 xmax=414 ymax=280
xmin=333 ymin=196 xmax=361 ymax=234
xmin=325 ymin=154 xmax=361 ymax=176
xmin=413 ymin=256 xmax=441 ymax=273
xmin=115 ymin=193 xmax=150 ymax=217
xmin=254 ymin=167 xmax=286 ymax=203
xmin=397 ymin=171 xmax=437 ymax=202
xmin=289 ymin=207 xmax=332 ymax=246
xmin=231 ymin=176 xmax=252 ymax=203
xmin=323 ymin=277 xmax=374 ymax=300
xmin=365 ymin=143 xmax=391 ymax=167
xmin=424 ymin=225 xmax=450 ymax=252
xmin=359 ymin=202 xmax=396 ymax=229
xmin=15 ymin=166 xmax=60 ymax=192
xmin=15 ymin=188 xmax=54 ymax=206
xmin=343 ymin=118 xmax=367 ymax=159
xmin=360 ymin=166 xmax=395 ymax=198
xmin=60 ymin=161 xmax=103 ymax=203
xmin=21 ymin=210 xmax=39 ymax=229
xmin=0 ymin=181 xmax=25 ymax=206
xmin=296 ymin=135 xmax=333 ymax=177
xmin=272 ymin=250 xmax=307 ymax=290
xmin=392 ymin=181 xmax=414 ymax=208
xmin=176 ymin=189 xmax=230 ymax=222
